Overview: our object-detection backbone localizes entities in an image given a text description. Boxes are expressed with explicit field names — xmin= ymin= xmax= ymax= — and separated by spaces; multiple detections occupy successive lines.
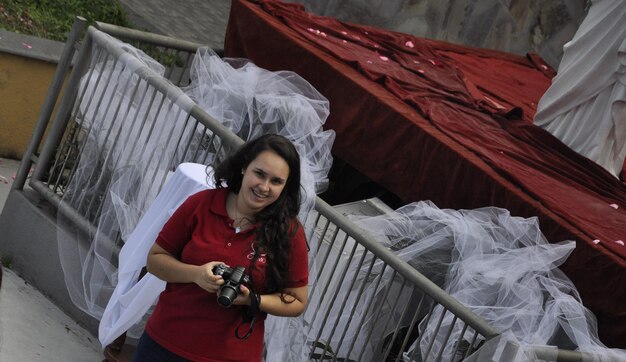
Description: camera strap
xmin=235 ymin=290 xmax=261 ymax=340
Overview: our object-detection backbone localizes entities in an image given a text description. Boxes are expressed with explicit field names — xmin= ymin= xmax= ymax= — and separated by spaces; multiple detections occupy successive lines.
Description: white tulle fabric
xmin=534 ymin=0 xmax=626 ymax=177
xmin=338 ymin=202 xmax=626 ymax=362
xmin=57 ymin=33 xmax=197 ymax=324
xmin=56 ymin=32 xmax=334 ymax=349
xmin=183 ymin=48 xmax=335 ymax=202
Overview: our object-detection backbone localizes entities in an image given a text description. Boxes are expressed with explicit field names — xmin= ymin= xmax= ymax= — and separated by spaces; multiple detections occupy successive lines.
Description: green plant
xmin=0 ymin=0 xmax=129 ymax=42
xmin=127 ymin=41 xmax=187 ymax=67
xmin=0 ymin=252 xmax=13 ymax=269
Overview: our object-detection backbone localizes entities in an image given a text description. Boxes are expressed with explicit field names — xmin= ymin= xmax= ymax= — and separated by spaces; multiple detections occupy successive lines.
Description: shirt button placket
xmin=226 ymin=233 xmax=236 ymax=248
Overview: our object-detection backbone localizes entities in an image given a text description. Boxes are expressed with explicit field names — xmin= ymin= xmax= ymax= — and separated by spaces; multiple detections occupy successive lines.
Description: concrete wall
xmin=294 ymin=0 xmax=590 ymax=69
xmin=0 ymin=190 xmax=100 ymax=335
xmin=0 ymin=30 xmax=64 ymax=159
xmin=116 ymin=0 xmax=588 ymax=69
xmin=0 ymin=31 xmax=98 ymax=334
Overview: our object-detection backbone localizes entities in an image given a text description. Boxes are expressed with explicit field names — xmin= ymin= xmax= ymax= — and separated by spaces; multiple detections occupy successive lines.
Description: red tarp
xmin=225 ymin=0 xmax=626 ymax=347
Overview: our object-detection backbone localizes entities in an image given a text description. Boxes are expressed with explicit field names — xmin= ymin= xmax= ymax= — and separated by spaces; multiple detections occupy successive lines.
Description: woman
xmin=133 ymin=134 xmax=309 ymax=361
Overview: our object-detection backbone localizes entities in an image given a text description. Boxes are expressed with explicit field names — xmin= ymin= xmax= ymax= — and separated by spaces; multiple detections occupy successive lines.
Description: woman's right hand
xmin=194 ymin=261 xmax=226 ymax=293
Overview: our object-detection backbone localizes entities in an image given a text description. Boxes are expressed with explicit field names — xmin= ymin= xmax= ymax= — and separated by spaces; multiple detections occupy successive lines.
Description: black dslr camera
xmin=212 ymin=264 xmax=251 ymax=308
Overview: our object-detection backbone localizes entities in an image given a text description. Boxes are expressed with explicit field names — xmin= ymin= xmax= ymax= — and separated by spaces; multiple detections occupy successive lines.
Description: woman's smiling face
xmin=238 ymin=150 xmax=290 ymax=214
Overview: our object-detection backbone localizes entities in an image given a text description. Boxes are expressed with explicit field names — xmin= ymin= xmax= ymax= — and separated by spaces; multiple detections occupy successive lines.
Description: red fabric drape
xmin=225 ymin=0 xmax=626 ymax=347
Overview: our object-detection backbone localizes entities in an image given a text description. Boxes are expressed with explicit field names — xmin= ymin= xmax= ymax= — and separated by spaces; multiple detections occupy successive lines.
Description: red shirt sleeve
xmin=155 ymin=191 xmax=205 ymax=258
xmin=287 ymin=222 xmax=309 ymax=288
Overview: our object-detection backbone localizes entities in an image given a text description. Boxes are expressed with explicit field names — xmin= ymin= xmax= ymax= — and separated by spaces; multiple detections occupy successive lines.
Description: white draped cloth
xmin=534 ymin=0 xmax=626 ymax=177
xmin=99 ymin=163 xmax=211 ymax=347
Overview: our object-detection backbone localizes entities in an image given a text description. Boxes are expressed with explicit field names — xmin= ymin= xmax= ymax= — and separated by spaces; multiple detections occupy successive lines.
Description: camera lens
xmin=217 ymin=285 xmax=239 ymax=307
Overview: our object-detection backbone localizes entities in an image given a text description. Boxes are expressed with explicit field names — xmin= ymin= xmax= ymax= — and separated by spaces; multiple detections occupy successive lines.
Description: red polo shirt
xmin=145 ymin=188 xmax=308 ymax=361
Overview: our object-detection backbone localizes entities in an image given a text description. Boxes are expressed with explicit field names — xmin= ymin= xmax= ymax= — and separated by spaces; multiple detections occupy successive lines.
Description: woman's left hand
xmin=233 ymin=285 xmax=252 ymax=306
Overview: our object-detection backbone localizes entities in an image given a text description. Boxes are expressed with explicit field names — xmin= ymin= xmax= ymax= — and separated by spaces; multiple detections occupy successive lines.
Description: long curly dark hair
xmin=212 ymin=134 xmax=302 ymax=295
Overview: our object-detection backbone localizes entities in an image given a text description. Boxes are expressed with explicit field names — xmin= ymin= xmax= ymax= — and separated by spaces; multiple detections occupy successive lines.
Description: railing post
xmin=29 ymin=26 xmax=95 ymax=184
xmin=13 ymin=16 xmax=87 ymax=190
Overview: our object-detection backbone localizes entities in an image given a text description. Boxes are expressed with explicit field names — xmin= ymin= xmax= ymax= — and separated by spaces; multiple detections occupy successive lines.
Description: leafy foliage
xmin=0 ymin=0 xmax=129 ymax=41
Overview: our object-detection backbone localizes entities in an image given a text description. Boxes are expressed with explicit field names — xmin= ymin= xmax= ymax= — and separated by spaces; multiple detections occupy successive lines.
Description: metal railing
xmin=12 ymin=19 xmax=589 ymax=361
xmin=21 ymin=21 xmax=241 ymax=247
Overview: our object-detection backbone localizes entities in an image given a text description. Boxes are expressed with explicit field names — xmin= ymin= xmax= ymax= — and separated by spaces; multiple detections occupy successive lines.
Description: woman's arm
xmin=146 ymin=243 xmax=224 ymax=293
xmin=260 ymin=285 xmax=308 ymax=317
xmin=236 ymin=285 xmax=308 ymax=317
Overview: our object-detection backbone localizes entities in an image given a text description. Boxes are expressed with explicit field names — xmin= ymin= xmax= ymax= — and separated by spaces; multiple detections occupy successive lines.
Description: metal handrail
xmin=95 ymin=21 xmax=206 ymax=53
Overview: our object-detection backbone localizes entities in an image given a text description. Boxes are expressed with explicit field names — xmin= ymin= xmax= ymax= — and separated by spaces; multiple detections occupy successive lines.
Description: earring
xmin=241 ymin=169 xmax=244 ymax=175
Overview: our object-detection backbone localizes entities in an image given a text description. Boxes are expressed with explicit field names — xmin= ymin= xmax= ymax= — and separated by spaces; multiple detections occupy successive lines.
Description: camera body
xmin=212 ymin=264 xmax=251 ymax=308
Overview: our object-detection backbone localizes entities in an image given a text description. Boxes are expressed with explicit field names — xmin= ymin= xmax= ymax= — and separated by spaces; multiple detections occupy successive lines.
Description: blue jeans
xmin=132 ymin=331 xmax=189 ymax=362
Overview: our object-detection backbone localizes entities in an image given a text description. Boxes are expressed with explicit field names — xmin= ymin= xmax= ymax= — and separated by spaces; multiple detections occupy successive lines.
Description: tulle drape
xmin=182 ymin=47 xmax=335 ymax=222
xmin=57 ymin=34 xmax=196 ymax=320
xmin=259 ymin=201 xmax=626 ymax=361
xmin=346 ymin=202 xmax=626 ymax=361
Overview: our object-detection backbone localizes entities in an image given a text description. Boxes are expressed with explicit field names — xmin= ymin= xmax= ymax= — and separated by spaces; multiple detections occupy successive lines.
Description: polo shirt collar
xmin=210 ymin=187 xmax=230 ymax=219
